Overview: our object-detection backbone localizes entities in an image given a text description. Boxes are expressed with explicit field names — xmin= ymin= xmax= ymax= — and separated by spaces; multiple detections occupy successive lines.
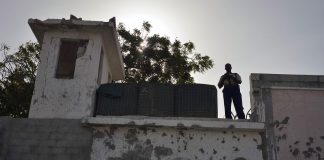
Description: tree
xmin=0 ymin=21 xmax=214 ymax=117
xmin=118 ymin=21 xmax=213 ymax=84
xmin=0 ymin=42 xmax=40 ymax=117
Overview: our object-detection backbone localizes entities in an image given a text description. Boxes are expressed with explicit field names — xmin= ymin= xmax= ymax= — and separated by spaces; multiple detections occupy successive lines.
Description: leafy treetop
xmin=0 ymin=42 xmax=40 ymax=117
xmin=118 ymin=21 xmax=213 ymax=84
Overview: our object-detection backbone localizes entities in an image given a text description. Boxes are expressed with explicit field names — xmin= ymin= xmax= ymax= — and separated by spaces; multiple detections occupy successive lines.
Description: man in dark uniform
xmin=218 ymin=63 xmax=245 ymax=119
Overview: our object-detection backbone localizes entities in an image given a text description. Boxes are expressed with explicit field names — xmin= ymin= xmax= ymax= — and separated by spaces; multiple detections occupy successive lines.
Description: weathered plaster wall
xmin=272 ymin=89 xmax=324 ymax=160
xmin=250 ymin=73 xmax=324 ymax=160
xmin=99 ymin=50 xmax=112 ymax=84
xmin=0 ymin=117 xmax=266 ymax=160
xmin=0 ymin=117 xmax=92 ymax=160
xmin=250 ymin=73 xmax=324 ymax=123
xmin=29 ymin=31 xmax=103 ymax=118
xmin=85 ymin=116 xmax=265 ymax=160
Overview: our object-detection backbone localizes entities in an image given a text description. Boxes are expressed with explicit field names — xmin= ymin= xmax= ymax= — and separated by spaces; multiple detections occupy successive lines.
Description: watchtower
xmin=28 ymin=16 xmax=124 ymax=118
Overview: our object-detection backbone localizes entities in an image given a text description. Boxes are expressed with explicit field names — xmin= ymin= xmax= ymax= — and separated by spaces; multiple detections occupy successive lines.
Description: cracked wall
xmin=0 ymin=117 xmax=92 ymax=160
xmin=91 ymin=125 xmax=264 ymax=160
xmin=272 ymin=89 xmax=324 ymax=160
xmin=250 ymin=73 xmax=324 ymax=160
xmin=29 ymin=31 xmax=107 ymax=118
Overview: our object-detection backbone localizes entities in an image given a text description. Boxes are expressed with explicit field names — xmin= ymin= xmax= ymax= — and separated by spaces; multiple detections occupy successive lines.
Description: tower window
xmin=55 ymin=39 xmax=88 ymax=79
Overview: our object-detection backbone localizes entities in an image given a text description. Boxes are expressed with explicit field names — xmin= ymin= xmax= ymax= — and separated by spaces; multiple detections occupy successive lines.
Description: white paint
xmin=90 ymin=124 xmax=264 ymax=160
xmin=99 ymin=49 xmax=112 ymax=84
xmin=28 ymin=18 xmax=124 ymax=118
xmin=29 ymin=32 xmax=101 ymax=118
xmin=249 ymin=90 xmax=266 ymax=122
xmin=250 ymin=73 xmax=324 ymax=160
xmin=83 ymin=116 xmax=265 ymax=131
xmin=272 ymin=89 xmax=324 ymax=160
xmin=85 ymin=117 xmax=265 ymax=160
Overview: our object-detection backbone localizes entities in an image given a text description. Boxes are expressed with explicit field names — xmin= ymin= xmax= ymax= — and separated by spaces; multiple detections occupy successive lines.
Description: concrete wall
xmin=0 ymin=117 xmax=92 ymax=160
xmin=250 ymin=73 xmax=324 ymax=160
xmin=2 ymin=108 xmax=266 ymax=160
xmin=272 ymin=89 xmax=324 ymax=160
xmin=0 ymin=116 xmax=266 ymax=160
xmin=99 ymin=49 xmax=112 ymax=84
xmin=84 ymin=116 xmax=266 ymax=160
xmin=29 ymin=31 xmax=103 ymax=118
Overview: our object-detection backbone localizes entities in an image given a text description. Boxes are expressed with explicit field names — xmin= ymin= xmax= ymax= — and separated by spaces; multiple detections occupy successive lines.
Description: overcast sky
xmin=1 ymin=0 xmax=324 ymax=118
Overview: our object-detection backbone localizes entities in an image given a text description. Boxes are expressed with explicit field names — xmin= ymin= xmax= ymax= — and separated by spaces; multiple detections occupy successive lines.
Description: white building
xmin=11 ymin=16 xmax=321 ymax=160
xmin=28 ymin=16 xmax=124 ymax=119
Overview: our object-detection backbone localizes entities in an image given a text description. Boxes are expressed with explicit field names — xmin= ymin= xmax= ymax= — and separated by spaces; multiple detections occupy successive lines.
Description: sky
xmin=1 ymin=0 xmax=324 ymax=118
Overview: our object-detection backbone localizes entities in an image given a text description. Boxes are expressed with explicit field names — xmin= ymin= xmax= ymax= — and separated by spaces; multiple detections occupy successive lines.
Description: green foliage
xmin=0 ymin=42 xmax=40 ymax=117
xmin=118 ymin=21 xmax=214 ymax=84
xmin=0 ymin=21 xmax=214 ymax=117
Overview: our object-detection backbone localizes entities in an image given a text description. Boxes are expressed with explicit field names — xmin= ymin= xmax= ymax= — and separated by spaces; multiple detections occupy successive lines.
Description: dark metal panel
xmin=175 ymin=84 xmax=218 ymax=118
xmin=95 ymin=83 xmax=138 ymax=116
xmin=95 ymin=83 xmax=218 ymax=118
xmin=137 ymin=84 xmax=174 ymax=117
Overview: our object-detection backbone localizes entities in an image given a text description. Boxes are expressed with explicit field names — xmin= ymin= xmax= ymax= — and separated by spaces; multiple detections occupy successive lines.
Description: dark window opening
xmin=55 ymin=39 xmax=88 ymax=79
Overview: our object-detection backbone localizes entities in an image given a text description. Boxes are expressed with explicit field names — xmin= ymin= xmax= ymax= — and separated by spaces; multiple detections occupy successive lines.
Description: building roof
xmin=28 ymin=16 xmax=124 ymax=80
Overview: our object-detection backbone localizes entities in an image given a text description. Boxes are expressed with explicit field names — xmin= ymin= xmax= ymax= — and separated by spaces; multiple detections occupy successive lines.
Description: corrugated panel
xmin=175 ymin=84 xmax=218 ymax=118
xmin=137 ymin=84 xmax=174 ymax=117
xmin=95 ymin=83 xmax=218 ymax=118
xmin=95 ymin=83 xmax=138 ymax=116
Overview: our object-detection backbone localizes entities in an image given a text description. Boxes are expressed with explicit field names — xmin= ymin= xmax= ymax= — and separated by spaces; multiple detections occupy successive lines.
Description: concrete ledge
xmin=82 ymin=116 xmax=265 ymax=131
xmin=270 ymin=86 xmax=324 ymax=91
xmin=250 ymin=73 xmax=324 ymax=89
